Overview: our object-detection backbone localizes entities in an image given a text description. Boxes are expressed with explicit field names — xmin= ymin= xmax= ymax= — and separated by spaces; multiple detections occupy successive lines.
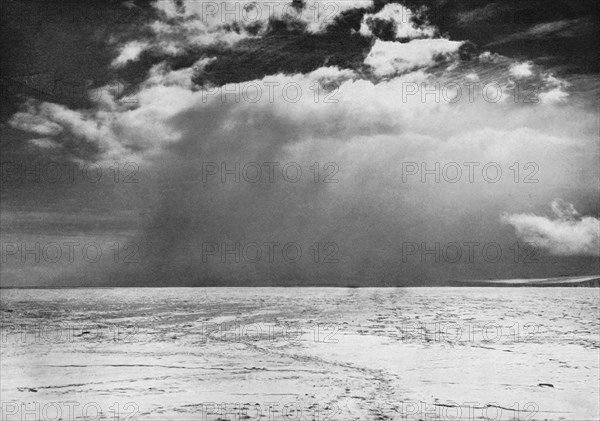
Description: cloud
xmin=144 ymin=57 xmax=216 ymax=88
xmin=10 ymin=107 xmax=64 ymax=136
xmin=359 ymin=3 xmax=436 ymax=40
xmin=112 ymin=40 xmax=150 ymax=67
xmin=9 ymin=99 xmax=129 ymax=160
xmin=11 ymin=59 xmax=599 ymax=284
xmin=525 ymin=19 xmax=581 ymax=38
xmin=296 ymin=0 xmax=373 ymax=33
xmin=456 ymin=3 xmax=518 ymax=26
xmin=364 ymin=38 xmax=463 ymax=76
xmin=111 ymin=0 xmax=373 ymax=66
xmin=539 ymin=74 xmax=570 ymax=104
xmin=153 ymin=0 xmax=373 ymax=31
xmin=359 ymin=4 xmax=464 ymax=78
xmin=5 ymin=0 xmax=600 ymax=285
xmin=478 ymin=51 xmax=503 ymax=64
xmin=509 ymin=62 xmax=534 ymax=79
xmin=489 ymin=18 xmax=599 ymax=45
xmin=502 ymin=200 xmax=600 ymax=256
xmin=539 ymin=87 xmax=569 ymax=104
xmin=29 ymin=138 xmax=60 ymax=149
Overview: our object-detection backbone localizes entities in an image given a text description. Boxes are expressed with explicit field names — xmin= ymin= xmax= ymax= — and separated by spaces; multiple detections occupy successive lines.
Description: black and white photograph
xmin=1 ymin=0 xmax=599 ymax=420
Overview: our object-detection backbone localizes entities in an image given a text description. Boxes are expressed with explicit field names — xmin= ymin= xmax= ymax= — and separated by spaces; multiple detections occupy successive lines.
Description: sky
xmin=1 ymin=0 xmax=599 ymax=287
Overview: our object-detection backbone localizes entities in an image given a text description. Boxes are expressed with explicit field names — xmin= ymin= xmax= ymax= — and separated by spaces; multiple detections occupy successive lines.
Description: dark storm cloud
xmin=110 ymin=0 xmax=599 ymax=87
xmin=194 ymin=33 xmax=372 ymax=86
xmin=2 ymin=0 xmax=598 ymax=123
xmin=401 ymin=0 xmax=600 ymax=73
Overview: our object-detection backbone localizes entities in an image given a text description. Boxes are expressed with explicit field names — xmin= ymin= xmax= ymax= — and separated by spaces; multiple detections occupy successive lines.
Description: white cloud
xmin=364 ymin=38 xmax=463 ymax=76
xmin=539 ymin=88 xmax=569 ymax=104
xmin=112 ymin=40 xmax=149 ymax=67
xmin=359 ymin=3 xmax=436 ymax=40
xmin=539 ymin=74 xmax=570 ymax=104
xmin=13 ymin=60 xmax=598 ymax=169
xmin=10 ymin=99 xmax=128 ymax=159
xmin=358 ymin=4 xmax=462 ymax=78
xmin=465 ymin=72 xmax=479 ymax=82
xmin=144 ymin=57 xmax=216 ymax=88
xmin=478 ymin=51 xmax=502 ymax=64
xmin=509 ymin=61 xmax=534 ymax=78
xmin=502 ymin=200 xmax=600 ymax=256
xmin=10 ymin=106 xmax=64 ymax=136
xmin=301 ymin=0 xmax=373 ymax=33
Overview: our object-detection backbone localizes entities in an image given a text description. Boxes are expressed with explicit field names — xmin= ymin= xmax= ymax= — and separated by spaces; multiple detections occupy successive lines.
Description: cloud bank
xmin=113 ymin=0 xmax=374 ymax=66
xmin=502 ymin=200 xmax=600 ymax=257
xmin=359 ymin=3 xmax=435 ymax=40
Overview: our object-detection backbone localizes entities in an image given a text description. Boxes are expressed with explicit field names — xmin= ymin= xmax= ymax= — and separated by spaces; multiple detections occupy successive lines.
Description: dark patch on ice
xmin=433 ymin=402 xmax=520 ymax=412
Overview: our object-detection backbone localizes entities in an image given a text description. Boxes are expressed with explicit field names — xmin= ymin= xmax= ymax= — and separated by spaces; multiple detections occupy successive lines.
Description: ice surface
xmin=1 ymin=287 xmax=598 ymax=420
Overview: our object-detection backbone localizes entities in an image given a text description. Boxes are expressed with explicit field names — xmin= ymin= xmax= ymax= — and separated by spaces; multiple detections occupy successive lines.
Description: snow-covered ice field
xmin=1 ymin=287 xmax=598 ymax=420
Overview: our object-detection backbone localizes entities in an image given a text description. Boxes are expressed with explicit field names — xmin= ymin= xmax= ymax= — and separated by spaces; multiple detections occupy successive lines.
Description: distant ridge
xmin=449 ymin=275 xmax=600 ymax=287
